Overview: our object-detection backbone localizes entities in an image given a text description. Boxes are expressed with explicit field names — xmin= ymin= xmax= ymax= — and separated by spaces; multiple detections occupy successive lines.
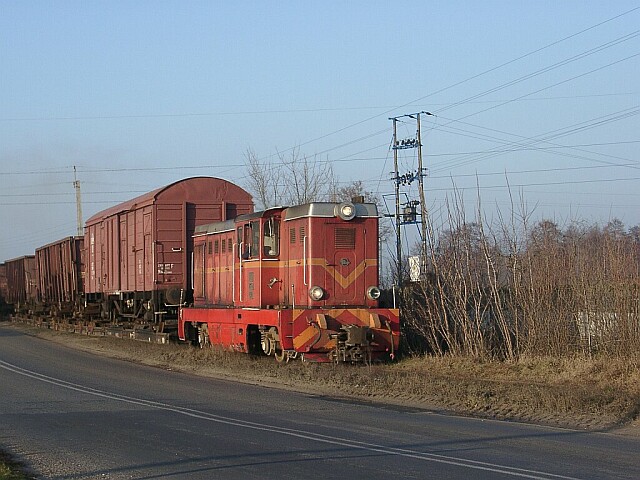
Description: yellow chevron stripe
xmin=326 ymin=262 xmax=367 ymax=289
xmin=303 ymin=258 xmax=376 ymax=289
xmin=293 ymin=325 xmax=318 ymax=349
xmin=199 ymin=258 xmax=378 ymax=289
xmin=203 ymin=267 xmax=232 ymax=274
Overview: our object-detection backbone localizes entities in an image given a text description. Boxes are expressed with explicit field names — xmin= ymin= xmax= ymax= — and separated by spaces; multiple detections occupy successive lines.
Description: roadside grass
xmin=0 ymin=451 xmax=31 ymax=480
xmin=10 ymin=323 xmax=640 ymax=430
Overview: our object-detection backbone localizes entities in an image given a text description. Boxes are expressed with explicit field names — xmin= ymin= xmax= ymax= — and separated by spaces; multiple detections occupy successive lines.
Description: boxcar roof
xmin=85 ymin=176 xmax=253 ymax=226
xmin=35 ymin=236 xmax=83 ymax=252
xmin=4 ymin=255 xmax=35 ymax=264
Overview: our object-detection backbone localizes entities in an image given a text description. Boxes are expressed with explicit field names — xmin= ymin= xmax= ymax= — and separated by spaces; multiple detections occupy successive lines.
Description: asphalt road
xmin=0 ymin=324 xmax=639 ymax=480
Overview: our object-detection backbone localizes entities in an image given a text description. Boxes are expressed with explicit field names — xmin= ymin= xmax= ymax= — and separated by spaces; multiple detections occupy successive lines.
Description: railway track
xmin=10 ymin=314 xmax=173 ymax=344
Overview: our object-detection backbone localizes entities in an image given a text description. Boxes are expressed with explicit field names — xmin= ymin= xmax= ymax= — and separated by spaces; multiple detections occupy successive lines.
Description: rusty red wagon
xmin=84 ymin=177 xmax=253 ymax=325
xmin=35 ymin=236 xmax=84 ymax=317
xmin=4 ymin=255 xmax=38 ymax=312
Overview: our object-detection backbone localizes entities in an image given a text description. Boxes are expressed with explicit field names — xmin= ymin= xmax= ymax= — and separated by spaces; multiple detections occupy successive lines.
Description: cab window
xmin=241 ymin=222 xmax=260 ymax=258
xmin=237 ymin=226 xmax=248 ymax=259
xmin=250 ymin=221 xmax=260 ymax=257
xmin=263 ymin=217 xmax=280 ymax=257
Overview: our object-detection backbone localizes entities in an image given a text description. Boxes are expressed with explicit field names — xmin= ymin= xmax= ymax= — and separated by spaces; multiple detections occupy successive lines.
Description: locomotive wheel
xmin=261 ymin=335 xmax=275 ymax=356
xmin=261 ymin=327 xmax=280 ymax=356
xmin=274 ymin=346 xmax=286 ymax=363
xmin=197 ymin=323 xmax=210 ymax=348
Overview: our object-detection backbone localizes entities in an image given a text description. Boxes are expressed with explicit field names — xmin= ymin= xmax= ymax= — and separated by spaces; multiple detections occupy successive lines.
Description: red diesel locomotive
xmin=179 ymin=201 xmax=400 ymax=363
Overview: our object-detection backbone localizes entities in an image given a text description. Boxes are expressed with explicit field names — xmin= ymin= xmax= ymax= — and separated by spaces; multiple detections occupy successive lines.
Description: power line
xmin=425 ymin=140 xmax=640 ymax=158
xmin=0 ymin=190 xmax=148 ymax=198
xmin=432 ymin=30 xmax=640 ymax=116
xmin=245 ymin=7 xmax=640 ymax=165
xmin=1 ymin=92 xmax=636 ymax=123
xmin=424 ymin=175 xmax=640 ymax=192
xmin=0 ymin=164 xmax=244 ymax=176
xmin=442 ymin=52 xmax=640 ymax=128
xmin=406 ymin=7 xmax=640 ymax=112
xmin=429 ymin=107 xmax=640 ymax=173
xmin=0 ymin=200 xmax=127 ymax=206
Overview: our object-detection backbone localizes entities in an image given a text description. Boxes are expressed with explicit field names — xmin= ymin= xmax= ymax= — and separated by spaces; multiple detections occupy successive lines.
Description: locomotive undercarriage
xmin=260 ymin=327 xmax=299 ymax=363
xmin=181 ymin=320 xmax=378 ymax=364
xmin=260 ymin=323 xmax=375 ymax=364
xmin=328 ymin=324 xmax=374 ymax=363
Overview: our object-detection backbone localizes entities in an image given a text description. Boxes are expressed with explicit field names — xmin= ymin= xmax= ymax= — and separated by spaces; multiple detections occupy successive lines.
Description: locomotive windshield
xmin=239 ymin=221 xmax=261 ymax=259
xmin=237 ymin=217 xmax=281 ymax=259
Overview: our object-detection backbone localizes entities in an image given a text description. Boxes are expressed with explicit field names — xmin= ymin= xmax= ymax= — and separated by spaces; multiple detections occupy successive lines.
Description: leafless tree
xmin=244 ymin=148 xmax=282 ymax=210
xmin=244 ymin=147 xmax=336 ymax=208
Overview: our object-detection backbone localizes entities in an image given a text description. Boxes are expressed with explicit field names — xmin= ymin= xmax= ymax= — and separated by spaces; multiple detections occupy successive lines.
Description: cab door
xmin=326 ymin=224 xmax=359 ymax=303
xmin=235 ymin=222 xmax=260 ymax=306
xmin=234 ymin=226 xmax=244 ymax=305
xmin=284 ymin=219 xmax=307 ymax=307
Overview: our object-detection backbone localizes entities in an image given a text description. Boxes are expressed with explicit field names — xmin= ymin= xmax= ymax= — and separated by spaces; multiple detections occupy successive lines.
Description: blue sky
xmin=1 ymin=1 xmax=639 ymax=260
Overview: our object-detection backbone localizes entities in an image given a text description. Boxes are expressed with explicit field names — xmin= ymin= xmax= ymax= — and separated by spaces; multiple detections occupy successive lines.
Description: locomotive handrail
xmin=232 ymin=242 xmax=235 ymax=303
xmin=239 ymin=241 xmax=244 ymax=302
xmin=190 ymin=251 xmax=194 ymax=294
xmin=303 ymin=236 xmax=308 ymax=286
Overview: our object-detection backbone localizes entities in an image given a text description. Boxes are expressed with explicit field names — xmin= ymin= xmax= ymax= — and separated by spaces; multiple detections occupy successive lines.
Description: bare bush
xmin=402 ymin=186 xmax=640 ymax=359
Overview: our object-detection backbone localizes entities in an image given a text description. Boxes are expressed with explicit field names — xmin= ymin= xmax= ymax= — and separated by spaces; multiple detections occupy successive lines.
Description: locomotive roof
xmin=194 ymin=206 xmax=285 ymax=236
xmin=193 ymin=202 xmax=378 ymax=237
xmin=194 ymin=219 xmax=236 ymax=236
xmin=283 ymin=202 xmax=378 ymax=221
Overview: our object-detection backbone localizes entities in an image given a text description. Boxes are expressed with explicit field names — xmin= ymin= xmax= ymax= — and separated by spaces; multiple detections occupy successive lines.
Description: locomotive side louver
xmin=335 ymin=228 xmax=356 ymax=249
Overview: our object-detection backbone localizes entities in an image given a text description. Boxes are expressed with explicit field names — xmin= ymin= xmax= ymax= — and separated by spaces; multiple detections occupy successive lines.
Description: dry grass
xmin=0 ymin=450 xmax=32 ymax=480
xmin=14 ymin=323 xmax=639 ymax=431
xmin=387 ymin=355 xmax=640 ymax=428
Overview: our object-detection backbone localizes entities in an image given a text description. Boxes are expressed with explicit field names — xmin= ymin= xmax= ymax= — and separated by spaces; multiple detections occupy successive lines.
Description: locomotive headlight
xmin=335 ymin=202 xmax=356 ymax=221
xmin=366 ymin=286 xmax=381 ymax=300
xmin=309 ymin=286 xmax=325 ymax=301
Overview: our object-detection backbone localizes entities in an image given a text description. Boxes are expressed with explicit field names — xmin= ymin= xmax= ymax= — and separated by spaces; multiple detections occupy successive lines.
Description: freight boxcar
xmin=35 ymin=236 xmax=84 ymax=317
xmin=5 ymin=256 xmax=38 ymax=311
xmin=0 ymin=263 xmax=8 ymax=311
xmin=179 ymin=201 xmax=400 ymax=362
xmin=84 ymin=177 xmax=253 ymax=326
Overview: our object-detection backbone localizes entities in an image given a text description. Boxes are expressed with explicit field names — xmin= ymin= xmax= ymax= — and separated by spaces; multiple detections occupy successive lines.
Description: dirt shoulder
xmin=6 ymin=321 xmax=639 ymax=434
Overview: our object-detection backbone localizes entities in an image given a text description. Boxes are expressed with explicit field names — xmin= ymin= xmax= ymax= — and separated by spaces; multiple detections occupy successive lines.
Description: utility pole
xmin=391 ymin=117 xmax=403 ymax=290
xmin=73 ymin=166 xmax=83 ymax=237
xmin=389 ymin=111 xmax=432 ymax=296
xmin=416 ymin=113 xmax=428 ymax=268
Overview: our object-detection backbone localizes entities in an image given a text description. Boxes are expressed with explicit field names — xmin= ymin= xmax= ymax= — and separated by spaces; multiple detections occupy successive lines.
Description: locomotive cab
xmin=235 ymin=210 xmax=284 ymax=308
